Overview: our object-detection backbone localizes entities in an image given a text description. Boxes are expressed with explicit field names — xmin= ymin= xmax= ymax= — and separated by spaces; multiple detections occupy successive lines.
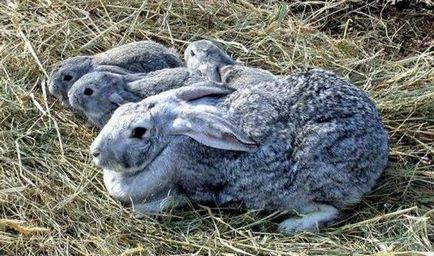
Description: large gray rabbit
xmin=90 ymin=69 xmax=389 ymax=234
xmin=185 ymin=40 xmax=277 ymax=86
xmin=68 ymin=67 xmax=205 ymax=128
xmin=49 ymin=41 xmax=183 ymax=106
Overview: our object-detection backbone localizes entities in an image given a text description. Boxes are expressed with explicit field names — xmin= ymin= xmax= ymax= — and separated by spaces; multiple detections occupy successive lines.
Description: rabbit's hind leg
xmin=278 ymin=204 xmax=339 ymax=234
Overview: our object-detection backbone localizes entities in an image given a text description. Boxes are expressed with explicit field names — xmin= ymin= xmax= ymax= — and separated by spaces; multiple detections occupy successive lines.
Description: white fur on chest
xmin=102 ymin=155 xmax=175 ymax=204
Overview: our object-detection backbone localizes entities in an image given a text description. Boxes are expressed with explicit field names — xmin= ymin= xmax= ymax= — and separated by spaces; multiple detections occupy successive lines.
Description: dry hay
xmin=0 ymin=1 xmax=433 ymax=255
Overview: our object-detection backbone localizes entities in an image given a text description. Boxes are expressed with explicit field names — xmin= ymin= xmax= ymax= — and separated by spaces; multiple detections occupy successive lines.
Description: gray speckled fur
xmin=174 ymin=70 xmax=388 ymax=210
xmin=91 ymin=69 xmax=389 ymax=233
xmin=49 ymin=41 xmax=183 ymax=106
xmin=68 ymin=67 xmax=205 ymax=128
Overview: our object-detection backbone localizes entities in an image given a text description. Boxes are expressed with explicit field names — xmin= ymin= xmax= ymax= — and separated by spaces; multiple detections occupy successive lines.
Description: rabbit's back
xmin=178 ymin=69 xmax=388 ymax=211
xmin=221 ymin=65 xmax=277 ymax=88
xmin=95 ymin=41 xmax=183 ymax=72
xmin=224 ymin=69 xmax=383 ymax=140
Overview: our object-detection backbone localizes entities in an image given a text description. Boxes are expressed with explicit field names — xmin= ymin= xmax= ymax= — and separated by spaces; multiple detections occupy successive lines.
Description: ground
xmin=0 ymin=1 xmax=433 ymax=255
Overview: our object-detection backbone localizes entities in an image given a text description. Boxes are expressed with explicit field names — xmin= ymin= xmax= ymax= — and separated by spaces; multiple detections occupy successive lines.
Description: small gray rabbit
xmin=68 ymin=67 xmax=205 ymax=128
xmin=90 ymin=69 xmax=389 ymax=234
xmin=49 ymin=41 xmax=183 ymax=106
xmin=184 ymin=40 xmax=237 ymax=82
xmin=185 ymin=40 xmax=277 ymax=87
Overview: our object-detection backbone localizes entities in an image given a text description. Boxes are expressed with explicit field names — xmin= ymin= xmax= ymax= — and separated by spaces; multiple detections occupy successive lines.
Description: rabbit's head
xmin=68 ymin=71 xmax=142 ymax=128
xmin=90 ymin=84 xmax=257 ymax=174
xmin=184 ymin=40 xmax=235 ymax=82
xmin=49 ymin=56 xmax=94 ymax=106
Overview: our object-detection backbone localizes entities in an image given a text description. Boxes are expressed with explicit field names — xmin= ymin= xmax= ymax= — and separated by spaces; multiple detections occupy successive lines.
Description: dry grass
xmin=1 ymin=0 xmax=433 ymax=255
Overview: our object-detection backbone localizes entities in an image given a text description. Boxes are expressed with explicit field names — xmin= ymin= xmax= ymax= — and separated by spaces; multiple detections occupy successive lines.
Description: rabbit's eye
xmin=63 ymin=75 xmax=73 ymax=81
xmin=225 ymin=75 xmax=235 ymax=83
xmin=190 ymin=50 xmax=195 ymax=57
xmin=131 ymin=127 xmax=148 ymax=139
xmin=84 ymin=88 xmax=93 ymax=96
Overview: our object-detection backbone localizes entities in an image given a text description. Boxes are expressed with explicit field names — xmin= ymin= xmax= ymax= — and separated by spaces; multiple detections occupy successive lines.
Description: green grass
xmin=1 ymin=1 xmax=433 ymax=255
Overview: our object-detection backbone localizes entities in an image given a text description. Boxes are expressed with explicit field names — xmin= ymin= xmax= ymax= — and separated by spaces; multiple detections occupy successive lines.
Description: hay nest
xmin=1 ymin=1 xmax=433 ymax=254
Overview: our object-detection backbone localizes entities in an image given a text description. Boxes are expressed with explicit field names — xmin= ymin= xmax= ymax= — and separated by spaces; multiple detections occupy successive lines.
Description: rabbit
xmin=185 ymin=40 xmax=277 ymax=87
xmin=68 ymin=67 xmax=207 ymax=128
xmin=90 ymin=69 xmax=389 ymax=234
xmin=184 ymin=40 xmax=238 ymax=82
xmin=49 ymin=40 xmax=183 ymax=107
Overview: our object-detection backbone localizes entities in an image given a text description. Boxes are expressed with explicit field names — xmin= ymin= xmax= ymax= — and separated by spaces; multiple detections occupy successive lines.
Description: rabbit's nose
xmin=61 ymin=99 xmax=70 ymax=107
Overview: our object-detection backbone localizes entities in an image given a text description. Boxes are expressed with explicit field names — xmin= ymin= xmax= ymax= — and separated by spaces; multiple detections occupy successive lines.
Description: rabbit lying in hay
xmin=185 ymin=40 xmax=277 ymax=87
xmin=49 ymin=41 xmax=183 ymax=107
xmin=68 ymin=67 xmax=206 ymax=128
xmin=90 ymin=69 xmax=389 ymax=234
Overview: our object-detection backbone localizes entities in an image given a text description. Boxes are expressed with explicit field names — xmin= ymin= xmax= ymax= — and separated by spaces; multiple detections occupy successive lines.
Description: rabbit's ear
xmin=124 ymin=73 xmax=149 ymax=82
xmin=207 ymin=66 xmax=222 ymax=82
xmin=175 ymin=83 xmax=233 ymax=101
xmin=108 ymin=92 xmax=128 ymax=105
xmin=96 ymin=65 xmax=131 ymax=75
xmin=142 ymin=84 xmax=232 ymax=109
xmin=168 ymin=110 xmax=257 ymax=152
xmin=109 ymin=91 xmax=141 ymax=106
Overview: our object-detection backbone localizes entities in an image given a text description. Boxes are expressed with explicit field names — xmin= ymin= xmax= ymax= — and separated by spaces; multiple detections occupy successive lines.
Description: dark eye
xmin=130 ymin=127 xmax=148 ymax=139
xmin=84 ymin=88 xmax=93 ymax=96
xmin=190 ymin=50 xmax=195 ymax=57
xmin=63 ymin=75 xmax=73 ymax=81
xmin=225 ymin=74 xmax=234 ymax=83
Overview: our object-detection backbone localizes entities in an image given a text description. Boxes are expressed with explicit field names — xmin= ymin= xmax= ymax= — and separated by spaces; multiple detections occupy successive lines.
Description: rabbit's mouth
xmin=121 ymin=141 xmax=171 ymax=174
xmin=61 ymin=97 xmax=71 ymax=107
xmin=97 ymin=140 xmax=171 ymax=175
xmin=88 ymin=109 xmax=116 ymax=128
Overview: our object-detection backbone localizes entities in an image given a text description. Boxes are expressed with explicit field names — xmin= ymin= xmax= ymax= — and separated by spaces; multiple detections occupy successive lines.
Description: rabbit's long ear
xmin=206 ymin=65 xmax=222 ymax=82
xmin=124 ymin=73 xmax=150 ymax=83
xmin=96 ymin=65 xmax=131 ymax=75
xmin=167 ymin=110 xmax=257 ymax=152
xmin=175 ymin=83 xmax=233 ymax=101
xmin=109 ymin=91 xmax=142 ymax=106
